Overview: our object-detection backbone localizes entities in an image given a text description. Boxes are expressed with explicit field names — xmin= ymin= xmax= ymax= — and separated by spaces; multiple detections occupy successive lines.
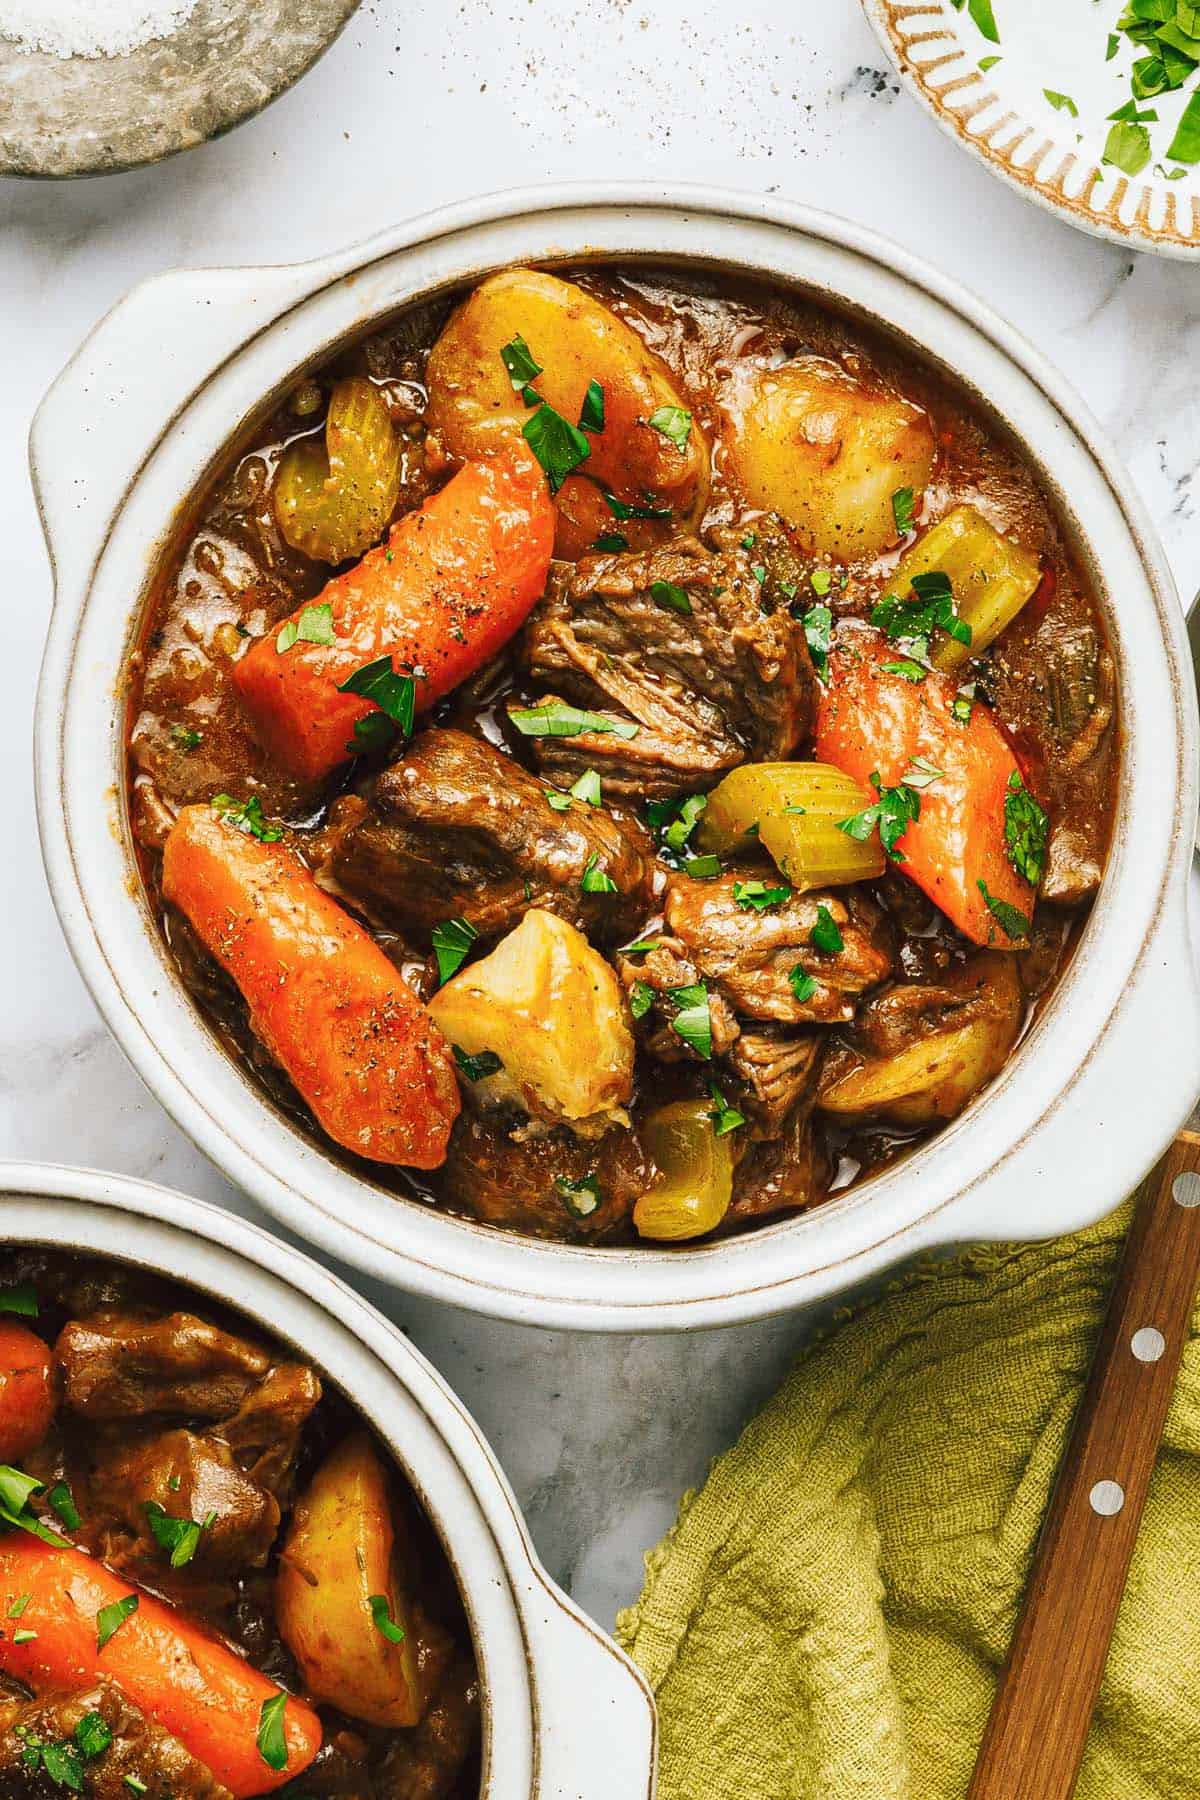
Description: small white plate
xmin=862 ymin=0 xmax=1200 ymax=258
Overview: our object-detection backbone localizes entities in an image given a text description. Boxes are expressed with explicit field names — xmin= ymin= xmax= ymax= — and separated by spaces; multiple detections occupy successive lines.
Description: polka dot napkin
xmin=618 ymin=1201 xmax=1200 ymax=1799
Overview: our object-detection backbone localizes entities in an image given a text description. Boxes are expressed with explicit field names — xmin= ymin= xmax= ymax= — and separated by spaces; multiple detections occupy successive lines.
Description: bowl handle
xmin=928 ymin=877 xmax=1200 ymax=1247
xmin=525 ymin=1588 xmax=657 ymax=1798
xmin=29 ymin=261 xmax=326 ymax=607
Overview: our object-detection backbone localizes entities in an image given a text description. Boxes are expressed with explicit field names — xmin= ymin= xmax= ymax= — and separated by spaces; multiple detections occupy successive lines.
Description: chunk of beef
xmin=613 ymin=937 xmax=741 ymax=1063
xmin=320 ymin=727 xmax=657 ymax=944
xmin=433 ymin=1112 xmax=653 ymax=1241
xmin=217 ymin=1362 xmax=322 ymax=1496
xmin=989 ymin=577 xmax=1116 ymax=905
xmin=0 ymin=1683 xmax=230 ymax=1800
xmin=727 ymin=1028 xmax=823 ymax=1138
xmin=377 ymin=1651 xmax=481 ymax=1800
xmin=520 ymin=538 xmax=812 ymax=799
xmin=662 ymin=873 xmax=891 ymax=1024
xmin=56 ymin=1313 xmax=270 ymax=1422
xmin=849 ymin=957 xmax=1021 ymax=1060
xmin=727 ymin=1099 xmax=823 ymax=1225
xmin=84 ymin=1429 xmax=280 ymax=1576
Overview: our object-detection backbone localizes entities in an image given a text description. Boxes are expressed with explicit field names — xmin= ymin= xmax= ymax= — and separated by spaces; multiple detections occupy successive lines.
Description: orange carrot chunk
xmin=0 ymin=1536 xmax=320 ymax=1798
xmin=232 ymin=441 xmax=555 ymax=784
xmin=162 ymin=806 xmax=460 ymax=1167
xmin=0 ymin=1322 xmax=56 ymax=1463
xmin=814 ymin=626 xmax=1036 ymax=948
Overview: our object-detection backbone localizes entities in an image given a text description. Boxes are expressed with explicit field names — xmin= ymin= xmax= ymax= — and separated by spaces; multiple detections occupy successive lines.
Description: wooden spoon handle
xmin=967 ymin=1130 xmax=1200 ymax=1800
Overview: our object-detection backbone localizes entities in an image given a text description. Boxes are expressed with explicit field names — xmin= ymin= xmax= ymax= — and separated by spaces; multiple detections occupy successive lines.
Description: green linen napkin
xmin=617 ymin=1205 xmax=1200 ymax=1799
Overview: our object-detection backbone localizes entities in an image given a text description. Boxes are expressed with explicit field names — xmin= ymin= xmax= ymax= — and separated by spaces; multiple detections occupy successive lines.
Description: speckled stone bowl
xmin=0 ymin=0 xmax=359 ymax=177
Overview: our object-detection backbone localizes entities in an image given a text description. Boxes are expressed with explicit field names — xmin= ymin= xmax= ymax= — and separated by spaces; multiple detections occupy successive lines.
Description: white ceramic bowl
xmin=0 ymin=1160 xmax=656 ymax=1796
xmin=32 ymin=184 xmax=1200 ymax=1331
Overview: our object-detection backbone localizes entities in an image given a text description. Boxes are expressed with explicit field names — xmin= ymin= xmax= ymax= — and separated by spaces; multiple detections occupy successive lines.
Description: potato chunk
xmin=725 ymin=355 xmax=935 ymax=562
xmin=426 ymin=269 xmax=709 ymax=555
xmin=817 ymin=953 xmax=1022 ymax=1126
xmin=428 ymin=908 xmax=635 ymax=1137
xmin=275 ymin=1432 xmax=443 ymax=1728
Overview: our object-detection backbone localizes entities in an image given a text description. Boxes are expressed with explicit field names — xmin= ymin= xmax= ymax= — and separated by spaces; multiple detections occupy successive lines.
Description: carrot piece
xmin=161 ymin=806 xmax=460 ymax=1167
xmin=814 ymin=626 xmax=1036 ymax=947
xmin=0 ymin=1322 xmax=55 ymax=1463
xmin=0 ymin=1536 xmax=320 ymax=1797
xmin=233 ymin=442 xmax=555 ymax=783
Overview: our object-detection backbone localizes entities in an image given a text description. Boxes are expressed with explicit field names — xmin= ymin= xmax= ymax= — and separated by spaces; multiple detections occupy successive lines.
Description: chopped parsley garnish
xmin=210 ymin=794 xmax=283 ymax=844
xmin=338 ymin=654 xmax=416 ymax=754
xmin=580 ymin=856 xmax=618 ymax=894
xmin=952 ymin=682 xmax=977 ymax=723
xmin=500 ymin=334 xmax=542 ymax=391
xmin=368 ymin=1593 xmax=407 ymax=1644
xmin=11 ymin=1628 xmax=36 ymax=1646
xmin=570 ymin=768 xmax=603 ymax=807
xmin=647 ymin=406 xmax=692 ymax=452
xmin=750 ymin=563 xmax=767 ymax=588
xmin=602 ymin=490 xmax=672 ymax=522
xmin=977 ymin=879 xmax=1031 ymax=942
xmin=0 ymin=1284 xmax=37 ymax=1317
xmin=144 ymin=1501 xmax=215 ymax=1568
xmin=1168 ymin=87 xmax=1200 ymax=160
xmin=544 ymin=790 xmax=572 ymax=812
xmin=36 ymin=1736 xmax=90 ymax=1790
xmin=1003 ymin=771 xmax=1049 ymax=887
xmin=556 ymin=1173 xmax=602 ymax=1219
xmin=810 ymin=568 xmax=833 ymax=597
xmin=276 ymin=601 xmax=334 ymax=655
xmin=950 ymin=0 xmax=999 ymax=44
xmin=871 ymin=570 xmax=971 ymax=662
xmin=810 ymin=904 xmax=844 ymax=955
xmin=47 ymin=1483 xmax=80 ymax=1532
xmin=256 ymin=1692 xmax=290 ymax=1772
xmin=650 ymin=579 xmax=692 ymax=616
xmin=628 ymin=980 xmax=655 ymax=1020
xmin=684 ymin=854 xmax=721 ymax=879
xmin=707 ymin=1084 xmax=746 ymax=1137
xmin=1104 ymin=119 xmax=1152 ymax=175
xmin=431 ymin=916 xmax=477 ymax=985
xmin=789 ymin=966 xmax=819 ymax=1004
xmin=6 ymin=1594 xmax=30 ymax=1618
xmin=74 ymin=1714 xmax=112 ymax=1760
xmin=668 ymin=982 xmax=713 ymax=1060
xmin=452 ymin=1045 xmax=503 ymax=1083
xmin=171 ymin=724 xmax=203 ymax=753
xmin=0 ymin=1465 xmax=69 ymax=1547
xmin=593 ymin=531 xmax=629 ymax=552
xmin=579 ymin=380 xmax=605 ymax=433
xmin=509 ymin=701 xmax=639 ymax=741
xmin=123 ymin=1778 xmax=147 ymax=1795
xmin=523 ymin=401 xmax=591 ymax=492
xmin=801 ymin=604 xmax=833 ymax=683
xmin=838 ymin=772 xmax=922 ymax=864
xmin=1044 ymin=89 xmax=1079 ymax=117
xmin=732 ymin=879 xmax=792 ymax=912
xmin=891 ymin=486 xmax=916 ymax=536
xmin=647 ymin=791 xmax=707 ymax=856
xmin=979 ymin=53 xmax=1001 ymax=71
xmin=881 ymin=659 xmax=927 ymax=683
xmin=620 ymin=937 xmax=660 ymax=958
xmin=901 ymin=755 xmax=944 ymax=791
xmin=96 ymin=1593 xmax=138 ymax=1652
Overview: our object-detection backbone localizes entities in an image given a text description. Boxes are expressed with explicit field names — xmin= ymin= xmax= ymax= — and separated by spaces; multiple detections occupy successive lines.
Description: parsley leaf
xmin=668 ymin=982 xmax=713 ymax=1060
xmin=74 ymin=1715 xmax=112 ymax=1760
xmin=707 ymin=1083 xmax=746 ymax=1137
xmin=256 ymin=1693 xmax=290 ymax=1772
xmin=593 ymin=531 xmax=629 ymax=552
xmin=789 ymin=965 xmax=819 ymax=1004
xmin=368 ymin=1593 xmax=407 ymax=1644
xmin=0 ymin=1465 xmax=69 ymax=1547
xmin=276 ymin=601 xmax=334 ymax=655
xmin=1003 ymin=772 xmax=1049 ymax=886
xmin=647 ymin=406 xmax=692 ymax=452
xmin=580 ymin=855 xmax=618 ymax=894
xmin=684 ymin=854 xmax=722 ymax=879
xmin=891 ymin=486 xmax=916 ymax=536
xmin=579 ymin=380 xmax=605 ymax=433
xmin=629 ymin=980 xmax=655 ymax=1020
xmin=871 ymin=571 xmax=971 ymax=662
xmin=210 ymin=794 xmax=283 ymax=844
xmin=838 ymin=772 xmax=922 ymax=864
xmin=47 ymin=1483 xmax=80 ymax=1532
xmin=810 ymin=568 xmax=833 ymax=597
xmin=500 ymin=334 xmax=542 ymax=391
xmin=1044 ymin=89 xmax=1079 ymax=116
xmin=977 ymin=878 xmax=1031 ymax=942
xmin=96 ymin=1593 xmax=138 ymax=1652
xmin=801 ymin=604 xmax=833 ymax=683
xmin=1104 ymin=119 xmax=1152 ymax=174
xmin=556 ymin=1173 xmax=602 ymax=1219
xmin=810 ymin=904 xmax=844 ymax=955
xmin=602 ymin=490 xmax=672 ymax=522
xmin=649 ymin=579 xmax=692 ymax=615
xmin=648 ymin=792 xmax=707 ymax=856
xmin=338 ymin=654 xmax=416 ymax=754
xmin=732 ymin=879 xmax=793 ymax=912
xmin=570 ymin=768 xmax=603 ymax=807
xmin=544 ymin=790 xmax=572 ymax=812
xmin=0 ymin=1284 xmax=37 ymax=1318
xmin=144 ymin=1500 xmax=213 ymax=1568
xmin=431 ymin=917 xmax=477 ymax=985
xmin=452 ymin=1045 xmax=503 ymax=1082
xmin=509 ymin=701 xmax=639 ymax=741
xmin=523 ymin=401 xmax=591 ymax=493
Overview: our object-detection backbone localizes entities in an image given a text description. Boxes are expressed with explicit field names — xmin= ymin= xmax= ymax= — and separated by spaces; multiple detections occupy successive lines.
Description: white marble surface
xmin=2 ymin=0 xmax=1199 ymax=1634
